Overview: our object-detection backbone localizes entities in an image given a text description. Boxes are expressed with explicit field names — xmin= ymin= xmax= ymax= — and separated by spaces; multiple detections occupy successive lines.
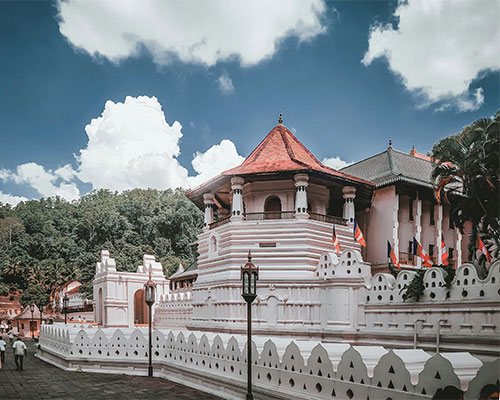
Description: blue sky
xmin=0 ymin=0 xmax=498 ymax=204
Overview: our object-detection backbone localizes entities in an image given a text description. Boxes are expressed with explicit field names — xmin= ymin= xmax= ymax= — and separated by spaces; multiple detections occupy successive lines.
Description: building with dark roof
xmin=342 ymin=142 xmax=471 ymax=271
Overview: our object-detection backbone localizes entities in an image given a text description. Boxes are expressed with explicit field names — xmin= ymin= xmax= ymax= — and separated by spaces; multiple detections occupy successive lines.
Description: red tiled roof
xmin=222 ymin=124 xmax=373 ymax=185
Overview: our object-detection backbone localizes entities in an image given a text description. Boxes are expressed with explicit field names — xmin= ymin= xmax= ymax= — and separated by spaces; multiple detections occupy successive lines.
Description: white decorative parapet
xmin=39 ymin=324 xmax=499 ymax=400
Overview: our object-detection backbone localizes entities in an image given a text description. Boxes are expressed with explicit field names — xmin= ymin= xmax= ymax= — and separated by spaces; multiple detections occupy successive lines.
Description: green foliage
xmin=399 ymin=264 xmax=457 ymax=301
xmin=431 ymin=110 xmax=500 ymax=261
xmin=0 ymin=189 xmax=203 ymax=300
xmin=20 ymin=284 xmax=50 ymax=309
xmin=400 ymin=269 xmax=426 ymax=302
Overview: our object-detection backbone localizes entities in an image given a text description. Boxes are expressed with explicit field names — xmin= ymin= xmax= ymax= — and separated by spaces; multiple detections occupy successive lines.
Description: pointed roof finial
xmin=278 ymin=111 xmax=283 ymax=125
xmin=388 ymin=139 xmax=392 ymax=149
xmin=410 ymin=144 xmax=416 ymax=155
xmin=247 ymin=249 xmax=252 ymax=262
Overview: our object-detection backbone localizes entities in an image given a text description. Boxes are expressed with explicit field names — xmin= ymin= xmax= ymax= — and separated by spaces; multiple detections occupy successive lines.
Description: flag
xmin=441 ymin=235 xmax=449 ymax=266
xmin=387 ymin=241 xmax=400 ymax=269
xmin=413 ymin=238 xmax=432 ymax=267
xmin=476 ymin=235 xmax=492 ymax=263
xmin=332 ymin=225 xmax=340 ymax=255
xmin=353 ymin=219 xmax=366 ymax=247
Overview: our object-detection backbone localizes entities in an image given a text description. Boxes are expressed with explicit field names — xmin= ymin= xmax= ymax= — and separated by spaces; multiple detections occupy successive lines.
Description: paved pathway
xmin=0 ymin=340 xmax=221 ymax=399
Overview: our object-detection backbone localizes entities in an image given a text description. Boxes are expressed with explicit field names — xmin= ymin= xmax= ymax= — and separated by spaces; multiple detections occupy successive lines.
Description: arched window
xmin=264 ymin=196 xmax=281 ymax=219
xmin=210 ymin=236 xmax=217 ymax=253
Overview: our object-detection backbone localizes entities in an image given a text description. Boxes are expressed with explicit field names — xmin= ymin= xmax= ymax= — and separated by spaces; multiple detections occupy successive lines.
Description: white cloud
xmin=77 ymin=96 xmax=189 ymax=191
xmin=0 ymin=162 xmax=80 ymax=201
xmin=55 ymin=164 xmax=78 ymax=182
xmin=322 ymin=156 xmax=350 ymax=170
xmin=362 ymin=0 xmax=500 ymax=111
xmin=0 ymin=192 xmax=28 ymax=206
xmin=57 ymin=0 xmax=327 ymax=67
xmin=217 ymin=73 xmax=235 ymax=94
xmin=188 ymin=140 xmax=245 ymax=188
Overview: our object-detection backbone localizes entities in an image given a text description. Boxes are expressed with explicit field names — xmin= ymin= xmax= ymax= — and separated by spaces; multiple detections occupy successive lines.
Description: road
xmin=0 ymin=340 xmax=221 ymax=399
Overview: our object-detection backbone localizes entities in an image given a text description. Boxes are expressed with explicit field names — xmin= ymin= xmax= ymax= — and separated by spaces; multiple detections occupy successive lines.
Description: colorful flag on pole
xmin=441 ymin=235 xmax=449 ymax=266
xmin=332 ymin=225 xmax=340 ymax=255
xmin=387 ymin=241 xmax=401 ymax=269
xmin=353 ymin=219 xmax=366 ymax=247
xmin=476 ymin=235 xmax=492 ymax=263
xmin=413 ymin=238 xmax=432 ymax=267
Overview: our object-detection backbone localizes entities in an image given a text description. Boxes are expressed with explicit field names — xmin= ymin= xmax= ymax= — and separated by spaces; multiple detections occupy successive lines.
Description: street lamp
xmin=144 ymin=271 xmax=156 ymax=378
xmin=63 ymin=294 xmax=69 ymax=325
xmin=29 ymin=304 xmax=34 ymax=339
xmin=241 ymin=250 xmax=259 ymax=400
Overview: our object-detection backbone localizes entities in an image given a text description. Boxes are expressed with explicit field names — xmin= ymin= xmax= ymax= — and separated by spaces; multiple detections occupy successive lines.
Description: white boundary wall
xmin=39 ymin=324 xmax=498 ymax=400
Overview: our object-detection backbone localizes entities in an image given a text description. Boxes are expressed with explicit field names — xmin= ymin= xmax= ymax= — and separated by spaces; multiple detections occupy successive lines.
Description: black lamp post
xmin=63 ymin=294 xmax=69 ymax=325
xmin=144 ymin=272 xmax=156 ymax=378
xmin=29 ymin=304 xmax=34 ymax=339
xmin=241 ymin=250 xmax=259 ymax=400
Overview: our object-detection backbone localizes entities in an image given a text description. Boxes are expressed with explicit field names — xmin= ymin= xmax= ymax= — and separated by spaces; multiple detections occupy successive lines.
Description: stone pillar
xmin=415 ymin=196 xmax=422 ymax=267
xmin=342 ymin=186 xmax=356 ymax=224
xmin=231 ymin=176 xmax=244 ymax=222
xmin=294 ymin=173 xmax=309 ymax=219
xmin=455 ymin=227 xmax=462 ymax=268
xmin=393 ymin=194 xmax=399 ymax=258
xmin=436 ymin=205 xmax=443 ymax=265
xmin=203 ymin=193 xmax=215 ymax=230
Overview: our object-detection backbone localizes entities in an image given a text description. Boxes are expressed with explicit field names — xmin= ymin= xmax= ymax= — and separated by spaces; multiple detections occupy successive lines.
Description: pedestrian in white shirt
xmin=0 ymin=335 xmax=6 ymax=365
xmin=7 ymin=329 xmax=14 ymax=345
xmin=12 ymin=337 xmax=27 ymax=371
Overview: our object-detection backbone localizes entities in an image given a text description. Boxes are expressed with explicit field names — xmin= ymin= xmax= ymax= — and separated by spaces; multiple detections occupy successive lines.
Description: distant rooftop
xmin=341 ymin=143 xmax=436 ymax=189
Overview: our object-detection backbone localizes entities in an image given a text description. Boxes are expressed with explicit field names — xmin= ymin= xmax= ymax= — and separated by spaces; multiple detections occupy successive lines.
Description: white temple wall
xmin=38 ymin=325 xmax=499 ymax=400
xmin=242 ymin=180 xmax=296 ymax=213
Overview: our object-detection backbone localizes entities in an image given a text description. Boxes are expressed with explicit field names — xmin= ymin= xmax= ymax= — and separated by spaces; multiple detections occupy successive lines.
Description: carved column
xmin=203 ymin=193 xmax=215 ymax=230
xmin=436 ymin=204 xmax=443 ymax=265
xmin=231 ymin=176 xmax=244 ymax=222
xmin=342 ymin=186 xmax=356 ymax=224
xmin=455 ymin=227 xmax=462 ymax=267
xmin=393 ymin=194 xmax=399 ymax=258
xmin=415 ymin=195 xmax=422 ymax=267
xmin=294 ymin=173 xmax=309 ymax=219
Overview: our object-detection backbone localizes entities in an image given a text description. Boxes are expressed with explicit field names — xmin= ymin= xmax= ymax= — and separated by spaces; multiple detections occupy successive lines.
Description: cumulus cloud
xmin=217 ymin=73 xmax=235 ymax=94
xmin=322 ymin=156 xmax=350 ymax=170
xmin=188 ymin=140 xmax=245 ymax=188
xmin=0 ymin=192 xmax=28 ymax=206
xmin=77 ymin=96 xmax=189 ymax=191
xmin=0 ymin=162 xmax=80 ymax=201
xmin=362 ymin=0 xmax=500 ymax=111
xmin=57 ymin=0 xmax=327 ymax=67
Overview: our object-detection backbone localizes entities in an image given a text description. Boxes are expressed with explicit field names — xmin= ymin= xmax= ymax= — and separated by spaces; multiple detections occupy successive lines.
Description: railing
xmin=399 ymin=251 xmax=415 ymax=265
xmin=208 ymin=216 xmax=231 ymax=229
xmin=208 ymin=212 xmax=348 ymax=229
xmin=309 ymin=213 xmax=347 ymax=225
xmin=244 ymin=211 xmax=295 ymax=221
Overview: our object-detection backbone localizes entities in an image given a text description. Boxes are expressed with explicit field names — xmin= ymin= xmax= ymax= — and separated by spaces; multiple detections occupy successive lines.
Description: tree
xmin=431 ymin=110 xmax=499 ymax=262
xmin=20 ymin=284 xmax=50 ymax=309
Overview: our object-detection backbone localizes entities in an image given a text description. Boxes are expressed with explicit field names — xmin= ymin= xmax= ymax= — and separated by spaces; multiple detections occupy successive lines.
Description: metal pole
xmin=64 ymin=309 xmax=67 ymax=325
xmin=436 ymin=319 xmax=447 ymax=353
xmin=148 ymin=304 xmax=153 ymax=377
xmin=246 ymin=300 xmax=253 ymax=400
xmin=31 ymin=310 xmax=34 ymax=339
xmin=413 ymin=319 xmax=424 ymax=349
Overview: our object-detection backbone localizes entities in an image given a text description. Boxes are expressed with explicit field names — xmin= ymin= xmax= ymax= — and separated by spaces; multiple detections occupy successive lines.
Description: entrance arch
xmin=264 ymin=196 xmax=281 ymax=219
xmin=134 ymin=289 xmax=148 ymax=324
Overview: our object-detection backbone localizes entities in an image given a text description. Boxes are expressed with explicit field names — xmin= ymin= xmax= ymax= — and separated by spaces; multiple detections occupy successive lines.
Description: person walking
xmin=12 ymin=337 xmax=27 ymax=371
xmin=7 ymin=329 xmax=14 ymax=345
xmin=0 ymin=335 xmax=6 ymax=365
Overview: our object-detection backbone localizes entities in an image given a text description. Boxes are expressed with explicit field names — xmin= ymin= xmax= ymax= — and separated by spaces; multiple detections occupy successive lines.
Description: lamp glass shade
xmin=30 ymin=304 xmax=34 ymax=312
xmin=243 ymin=272 xmax=250 ymax=295
xmin=63 ymin=296 xmax=69 ymax=309
xmin=144 ymin=284 xmax=155 ymax=305
xmin=251 ymin=272 xmax=257 ymax=295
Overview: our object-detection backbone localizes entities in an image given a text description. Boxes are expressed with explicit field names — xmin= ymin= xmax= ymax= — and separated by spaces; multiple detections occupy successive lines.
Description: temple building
xmin=342 ymin=143 xmax=471 ymax=272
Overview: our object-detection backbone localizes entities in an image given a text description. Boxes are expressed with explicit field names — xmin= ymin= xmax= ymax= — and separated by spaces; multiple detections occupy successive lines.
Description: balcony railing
xmin=208 ymin=211 xmax=347 ymax=229
xmin=399 ymin=252 xmax=415 ymax=265
xmin=244 ymin=211 xmax=295 ymax=221
xmin=309 ymin=213 xmax=347 ymax=225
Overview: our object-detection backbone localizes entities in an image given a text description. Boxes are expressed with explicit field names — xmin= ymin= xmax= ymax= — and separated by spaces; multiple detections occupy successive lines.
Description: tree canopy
xmin=0 ymin=188 xmax=203 ymax=302
xmin=431 ymin=110 xmax=499 ymax=262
